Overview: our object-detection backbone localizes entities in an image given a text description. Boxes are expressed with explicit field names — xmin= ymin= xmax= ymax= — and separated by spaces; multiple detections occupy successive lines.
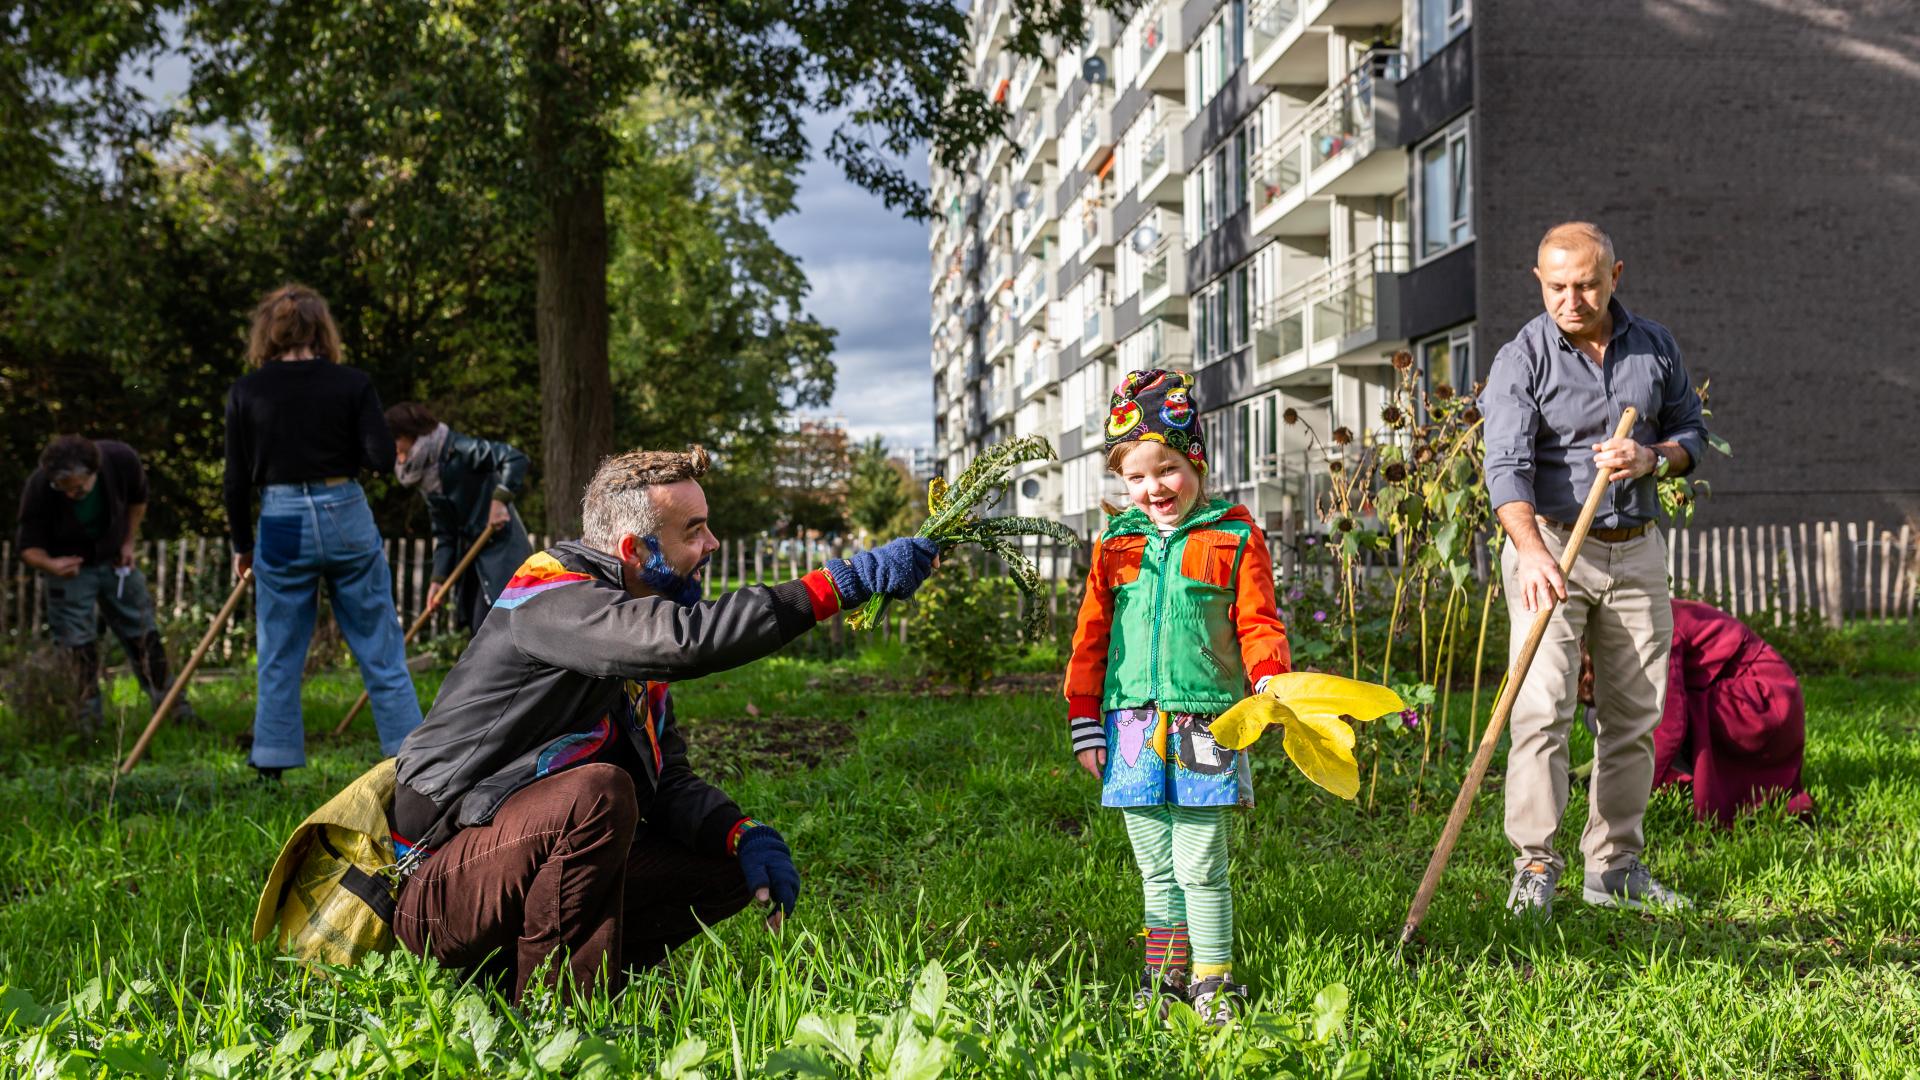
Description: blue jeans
xmin=252 ymin=481 xmax=422 ymax=766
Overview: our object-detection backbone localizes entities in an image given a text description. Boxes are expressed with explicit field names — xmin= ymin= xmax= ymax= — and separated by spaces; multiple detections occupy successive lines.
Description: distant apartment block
xmin=930 ymin=0 xmax=1919 ymax=534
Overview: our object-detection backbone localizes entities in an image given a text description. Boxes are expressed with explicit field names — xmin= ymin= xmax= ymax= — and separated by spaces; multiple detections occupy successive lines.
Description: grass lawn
xmin=0 ymin=628 xmax=1916 ymax=1077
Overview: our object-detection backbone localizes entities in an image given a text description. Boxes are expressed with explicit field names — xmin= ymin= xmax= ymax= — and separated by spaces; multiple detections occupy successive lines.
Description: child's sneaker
xmin=1132 ymin=969 xmax=1188 ymax=1019
xmin=1187 ymin=974 xmax=1247 ymax=1027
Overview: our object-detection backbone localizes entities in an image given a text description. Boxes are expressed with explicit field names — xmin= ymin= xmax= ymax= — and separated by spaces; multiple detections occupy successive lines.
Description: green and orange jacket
xmin=1064 ymin=499 xmax=1290 ymax=719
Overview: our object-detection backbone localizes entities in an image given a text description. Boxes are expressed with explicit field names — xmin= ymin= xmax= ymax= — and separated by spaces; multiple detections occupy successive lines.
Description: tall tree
xmin=8 ymin=0 xmax=1119 ymax=533
xmin=176 ymin=0 xmax=1082 ymax=532
xmin=847 ymin=436 xmax=910 ymax=539
xmin=605 ymin=92 xmax=835 ymax=537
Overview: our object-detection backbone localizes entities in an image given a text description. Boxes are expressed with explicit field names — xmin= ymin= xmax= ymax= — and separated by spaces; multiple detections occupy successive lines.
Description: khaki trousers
xmin=1500 ymin=524 xmax=1673 ymax=875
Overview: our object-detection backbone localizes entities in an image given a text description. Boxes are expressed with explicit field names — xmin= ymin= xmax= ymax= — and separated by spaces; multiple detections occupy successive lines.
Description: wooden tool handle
xmin=332 ymin=523 xmax=498 ymax=737
xmin=119 ymin=569 xmax=252 ymax=775
xmin=1398 ymin=407 xmax=1639 ymax=945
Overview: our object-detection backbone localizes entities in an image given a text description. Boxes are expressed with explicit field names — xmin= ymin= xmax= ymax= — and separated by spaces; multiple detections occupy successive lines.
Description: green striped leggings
xmin=1121 ymin=804 xmax=1232 ymax=973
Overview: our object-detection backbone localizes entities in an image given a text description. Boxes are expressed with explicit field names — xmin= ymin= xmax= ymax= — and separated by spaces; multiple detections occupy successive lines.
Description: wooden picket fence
xmin=1 ymin=520 xmax=1913 ymax=656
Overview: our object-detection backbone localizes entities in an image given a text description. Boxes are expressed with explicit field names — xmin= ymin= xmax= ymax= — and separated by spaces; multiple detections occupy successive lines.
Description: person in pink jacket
xmin=1583 ymin=599 xmax=1814 ymax=824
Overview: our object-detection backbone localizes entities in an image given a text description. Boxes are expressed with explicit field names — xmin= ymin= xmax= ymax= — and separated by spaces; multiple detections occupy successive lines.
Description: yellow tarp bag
xmin=1210 ymin=673 xmax=1406 ymax=800
xmin=251 ymin=758 xmax=400 ymax=967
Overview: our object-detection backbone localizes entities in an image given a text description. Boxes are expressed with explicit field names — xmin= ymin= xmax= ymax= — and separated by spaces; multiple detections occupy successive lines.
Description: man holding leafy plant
xmin=388 ymin=446 xmax=938 ymax=1002
xmin=1483 ymin=222 xmax=1710 ymax=919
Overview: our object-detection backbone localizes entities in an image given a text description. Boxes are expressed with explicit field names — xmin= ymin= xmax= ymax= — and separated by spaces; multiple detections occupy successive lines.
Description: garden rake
xmin=1397 ymin=408 xmax=1639 ymax=948
xmin=331 ymin=523 xmax=496 ymax=737
xmin=118 ymin=568 xmax=253 ymax=775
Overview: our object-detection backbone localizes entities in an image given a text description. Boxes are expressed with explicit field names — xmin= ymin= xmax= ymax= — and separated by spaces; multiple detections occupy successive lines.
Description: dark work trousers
xmin=393 ymin=763 xmax=753 ymax=1003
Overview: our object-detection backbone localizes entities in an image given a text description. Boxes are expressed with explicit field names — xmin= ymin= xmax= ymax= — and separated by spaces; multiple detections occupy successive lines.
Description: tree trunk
xmin=534 ymin=171 xmax=613 ymax=538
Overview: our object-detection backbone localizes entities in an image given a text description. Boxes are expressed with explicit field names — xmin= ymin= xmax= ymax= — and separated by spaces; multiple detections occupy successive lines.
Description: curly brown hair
xmin=247 ymin=283 xmax=343 ymax=367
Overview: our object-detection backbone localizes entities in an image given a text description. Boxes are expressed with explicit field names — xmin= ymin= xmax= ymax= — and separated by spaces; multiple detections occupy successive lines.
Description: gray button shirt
xmin=1482 ymin=299 xmax=1709 ymax=529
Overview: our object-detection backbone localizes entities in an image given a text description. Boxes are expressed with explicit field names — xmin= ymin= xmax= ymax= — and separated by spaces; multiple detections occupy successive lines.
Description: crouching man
xmin=389 ymin=447 xmax=936 ymax=1003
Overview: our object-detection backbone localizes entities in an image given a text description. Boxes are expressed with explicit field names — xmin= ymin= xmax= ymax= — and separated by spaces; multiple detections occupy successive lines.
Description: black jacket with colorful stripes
xmin=393 ymin=540 xmax=842 ymax=855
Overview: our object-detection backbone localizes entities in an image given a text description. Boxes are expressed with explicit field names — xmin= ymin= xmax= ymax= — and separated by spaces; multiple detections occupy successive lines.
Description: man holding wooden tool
xmin=385 ymin=402 xmax=533 ymax=633
xmin=1482 ymin=222 xmax=1710 ymax=919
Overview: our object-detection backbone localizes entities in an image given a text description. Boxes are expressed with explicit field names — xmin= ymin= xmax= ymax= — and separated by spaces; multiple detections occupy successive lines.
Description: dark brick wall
xmin=1475 ymin=1 xmax=1920 ymax=528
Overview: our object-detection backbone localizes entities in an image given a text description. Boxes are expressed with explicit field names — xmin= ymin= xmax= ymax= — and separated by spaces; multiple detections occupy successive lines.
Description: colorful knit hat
xmin=1104 ymin=368 xmax=1207 ymax=474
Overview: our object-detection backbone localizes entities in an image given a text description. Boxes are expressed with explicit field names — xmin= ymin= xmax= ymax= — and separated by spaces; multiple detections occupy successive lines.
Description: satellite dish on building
xmin=1021 ymin=478 xmax=1042 ymax=498
xmin=1130 ymin=223 xmax=1160 ymax=253
xmin=1014 ymin=186 xmax=1034 ymax=211
xmin=1082 ymin=55 xmax=1108 ymax=85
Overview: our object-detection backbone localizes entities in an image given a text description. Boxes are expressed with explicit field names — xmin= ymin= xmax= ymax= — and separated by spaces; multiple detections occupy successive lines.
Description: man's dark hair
xmin=385 ymin=402 xmax=440 ymax=440
xmin=40 ymin=435 xmax=100 ymax=478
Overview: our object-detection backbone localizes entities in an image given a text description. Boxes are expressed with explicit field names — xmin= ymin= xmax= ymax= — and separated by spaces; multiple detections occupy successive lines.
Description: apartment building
xmin=932 ymin=0 xmax=1474 ymax=537
xmin=930 ymin=1 xmax=1918 ymax=534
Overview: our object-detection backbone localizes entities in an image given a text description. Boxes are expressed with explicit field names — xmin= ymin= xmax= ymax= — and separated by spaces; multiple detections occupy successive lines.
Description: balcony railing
xmin=1140 ymin=235 xmax=1181 ymax=310
xmin=1310 ymin=51 xmax=1404 ymax=171
xmin=1254 ymin=242 xmax=1409 ymax=371
xmin=1012 ymin=58 xmax=1041 ymax=108
xmin=1137 ymin=3 xmax=1169 ymax=68
xmin=1247 ymin=0 xmax=1304 ymax=65
xmin=1251 ymin=50 xmax=1405 ymax=229
xmin=1137 ymin=106 xmax=1187 ymax=204
xmin=1016 ymin=264 xmax=1049 ymax=324
xmin=1082 ymin=305 xmax=1108 ymax=350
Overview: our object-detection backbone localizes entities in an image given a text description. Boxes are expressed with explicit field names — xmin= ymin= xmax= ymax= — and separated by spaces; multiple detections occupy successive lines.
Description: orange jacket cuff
xmin=800 ymin=569 xmax=841 ymax=621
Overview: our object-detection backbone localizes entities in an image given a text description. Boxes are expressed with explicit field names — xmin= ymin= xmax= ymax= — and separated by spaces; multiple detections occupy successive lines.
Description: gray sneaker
xmin=1582 ymin=860 xmax=1692 ymax=911
xmin=1507 ymin=860 xmax=1557 ymax=920
xmin=1187 ymin=975 xmax=1247 ymax=1028
xmin=1132 ymin=968 xmax=1187 ymax=1019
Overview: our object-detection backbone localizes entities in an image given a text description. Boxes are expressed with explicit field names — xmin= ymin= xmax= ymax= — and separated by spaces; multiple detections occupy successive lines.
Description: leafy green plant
xmin=905 ymin=562 xmax=1023 ymax=693
xmin=1657 ymin=379 xmax=1732 ymax=527
xmin=847 ymin=436 xmax=1077 ymax=634
xmin=1285 ymin=354 xmax=1495 ymax=804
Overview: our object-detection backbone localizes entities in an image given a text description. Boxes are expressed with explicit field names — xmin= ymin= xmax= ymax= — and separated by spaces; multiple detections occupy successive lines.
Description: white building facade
xmin=929 ymin=0 xmax=1476 ymax=537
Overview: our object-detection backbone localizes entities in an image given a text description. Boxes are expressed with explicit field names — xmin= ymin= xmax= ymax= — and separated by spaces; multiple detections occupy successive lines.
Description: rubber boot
xmin=123 ymin=630 xmax=201 ymax=728
xmin=68 ymin=643 xmax=103 ymax=739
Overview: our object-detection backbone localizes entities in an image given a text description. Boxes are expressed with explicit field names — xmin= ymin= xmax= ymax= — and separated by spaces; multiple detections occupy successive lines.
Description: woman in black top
xmin=224 ymin=284 xmax=423 ymax=775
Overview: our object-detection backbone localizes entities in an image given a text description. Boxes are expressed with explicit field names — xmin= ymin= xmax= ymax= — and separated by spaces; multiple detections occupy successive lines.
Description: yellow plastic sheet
xmin=1210 ymin=673 xmax=1406 ymax=800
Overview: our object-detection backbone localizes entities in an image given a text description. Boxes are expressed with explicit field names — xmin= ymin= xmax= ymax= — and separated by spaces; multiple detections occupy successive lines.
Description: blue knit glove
xmin=736 ymin=825 xmax=801 ymax=915
xmin=827 ymin=537 xmax=940 ymax=606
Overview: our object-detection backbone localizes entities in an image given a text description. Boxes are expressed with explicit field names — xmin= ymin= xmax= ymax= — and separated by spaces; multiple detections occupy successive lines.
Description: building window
xmin=1416 ymin=118 xmax=1472 ymax=261
xmin=1232 ymin=266 xmax=1251 ymax=350
xmin=1201 ymin=414 xmax=1228 ymax=485
xmin=1418 ymin=0 xmax=1471 ymax=64
xmin=1187 ymin=2 xmax=1247 ymax=110
xmin=1418 ymin=323 xmax=1475 ymax=412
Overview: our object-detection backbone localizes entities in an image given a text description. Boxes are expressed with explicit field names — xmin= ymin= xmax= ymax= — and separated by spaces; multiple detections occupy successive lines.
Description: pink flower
xmin=1313 ymin=610 xmax=1328 ymax=623
xmin=1401 ymin=709 xmax=1421 ymax=729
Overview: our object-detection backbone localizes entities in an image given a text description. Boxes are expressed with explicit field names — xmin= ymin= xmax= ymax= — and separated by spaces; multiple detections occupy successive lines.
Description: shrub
xmin=1738 ymin=606 xmax=1867 ymax=676
xmin=0 ymin=645 xmax=81 ymax=742
xmin=906 ymin=560 xmax=1023 ymax=693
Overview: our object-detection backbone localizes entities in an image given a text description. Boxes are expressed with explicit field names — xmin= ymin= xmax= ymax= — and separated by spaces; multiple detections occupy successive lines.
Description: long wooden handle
xmin=119 ymin=569 xmax=253 ymax=775
xmin=331 ymin=523 xmax=498 ymax=737
xmin=1398 ymin=407 xmax=1639 ymax=945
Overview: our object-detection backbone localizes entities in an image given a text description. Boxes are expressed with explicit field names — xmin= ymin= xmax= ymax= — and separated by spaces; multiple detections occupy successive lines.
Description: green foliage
xmin=1733 ymin=607 xmax=1873 ymax=677
xmin=846 ymin=437 xmax=912 ymax=540
xmin=904 ymin=561 xmax=1022 ymax=694
xmin=1658 ymin=379 xmax=1730 ymax=527
xmin=849 ymin=436 xmax=1075 ymax=633
xmin=607 ymin=92 xmax=837 ymax=538
xmin=6 ymin=0 xmax=1100 ymax=539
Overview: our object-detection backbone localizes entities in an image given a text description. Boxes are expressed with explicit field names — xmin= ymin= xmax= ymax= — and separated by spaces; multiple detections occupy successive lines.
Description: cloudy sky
xmin=771 ymin=127 xmax=934 ymax=453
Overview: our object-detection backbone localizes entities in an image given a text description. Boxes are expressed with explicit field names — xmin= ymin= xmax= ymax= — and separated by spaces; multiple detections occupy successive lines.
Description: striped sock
xmin=1143 ymin=925 xmax=1191 ymax=974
